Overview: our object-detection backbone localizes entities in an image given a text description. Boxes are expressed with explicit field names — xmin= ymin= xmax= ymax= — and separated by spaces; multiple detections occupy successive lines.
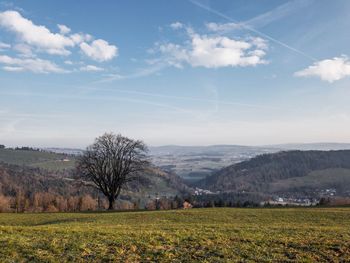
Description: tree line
xmin=0 ymin=191 xmax=188 ymax=212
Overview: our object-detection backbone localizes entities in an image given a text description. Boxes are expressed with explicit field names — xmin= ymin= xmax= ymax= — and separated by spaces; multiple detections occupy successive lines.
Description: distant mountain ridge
xmin=267 ymin=143 xmax=350 ymax=151
xmin=150 ymin=142 xmax=350 ymax=153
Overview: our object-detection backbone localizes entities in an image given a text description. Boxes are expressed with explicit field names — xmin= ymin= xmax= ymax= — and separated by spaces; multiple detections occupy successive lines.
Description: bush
xmin=0 ymin=195 xmax=11 ymax=212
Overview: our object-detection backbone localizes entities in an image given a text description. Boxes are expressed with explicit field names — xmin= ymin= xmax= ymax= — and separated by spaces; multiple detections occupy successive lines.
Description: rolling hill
xmin=0 ymin=148 xmax=190 ymax=200
xmin=197 ymin=150 xmax=350 ymax=197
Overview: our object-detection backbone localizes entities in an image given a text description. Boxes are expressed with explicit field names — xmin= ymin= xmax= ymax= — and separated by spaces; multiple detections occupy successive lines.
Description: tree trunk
xmin=108 ymin=198 xmax=115 ymax=210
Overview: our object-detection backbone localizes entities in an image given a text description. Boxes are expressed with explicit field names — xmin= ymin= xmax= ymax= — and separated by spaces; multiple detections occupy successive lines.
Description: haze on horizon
xmin=1 ymin=0 xmax=350 ymax=148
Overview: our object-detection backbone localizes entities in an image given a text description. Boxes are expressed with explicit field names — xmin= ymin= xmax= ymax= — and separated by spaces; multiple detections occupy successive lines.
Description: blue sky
xmin=1 ymin=0 xmax=350 ymax=147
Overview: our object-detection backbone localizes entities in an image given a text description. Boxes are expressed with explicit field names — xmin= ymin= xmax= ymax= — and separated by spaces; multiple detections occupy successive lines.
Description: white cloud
xmin=80 ymin=39 xmax=118 ymax=62
xmin=170 ymin=22 xmax=183 ymax=30
xmin=69 ymin=33 xmax=92 ymax=44
xmin=0 ymin=10 xmax=118 ymax=64
xmin=206 ymin=22 xmax=240 ymax=32
xmin=13 ymin=43 xmax=34 ymax=57
xmin=250 ymin=37 xmax=268 ymax=50
xmin=295 ymin=56 xmax=350 ymax=83
xmin=157 ymin=43 xmax=188 ymax=68
xmin=0 ymin=41 xmax=11 ymax=50
xmin=80 ymin=65 xmax=104 ymax=72
xmin=57 ymin=24 xmax=71 ymax=35
xmin=2 ymin=66 xmax=22 ymax=72
xmin=0 ymin=54 xmax=66 ymax=73
xmin=0 ymin=10 xmax=74 ymax=55
xmin=157 ymin=33 xmax=268 ymax=68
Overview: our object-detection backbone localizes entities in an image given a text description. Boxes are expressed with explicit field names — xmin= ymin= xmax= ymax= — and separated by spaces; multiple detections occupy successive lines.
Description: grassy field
xmin=0 ymin=149 xmax=75 ymax=171
xmin=0 ymin=208 xmax=349 ymax=262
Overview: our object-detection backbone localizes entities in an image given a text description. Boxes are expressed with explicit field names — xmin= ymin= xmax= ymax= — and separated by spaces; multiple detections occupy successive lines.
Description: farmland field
xmin=0 ymin=208 xmax=349 ymax=262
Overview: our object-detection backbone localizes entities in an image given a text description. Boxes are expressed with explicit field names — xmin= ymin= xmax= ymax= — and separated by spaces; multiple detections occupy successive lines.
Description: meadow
xmin=0 ymin=208 xmax=349 ymax=262
xmin=0 ymin=149 xmax=75 ymax=171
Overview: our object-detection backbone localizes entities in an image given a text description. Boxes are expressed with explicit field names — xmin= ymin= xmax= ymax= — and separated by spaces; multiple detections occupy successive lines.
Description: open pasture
xmin=0 ymin=208 xmax=349 ymax=262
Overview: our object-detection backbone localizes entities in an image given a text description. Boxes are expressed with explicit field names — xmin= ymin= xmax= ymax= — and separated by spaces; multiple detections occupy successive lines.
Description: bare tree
xmin=77 ymin=133 xmax=149 ymax=210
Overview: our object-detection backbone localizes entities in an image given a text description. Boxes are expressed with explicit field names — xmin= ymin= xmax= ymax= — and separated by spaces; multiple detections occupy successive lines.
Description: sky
xmin=1 ymin=0 xmax=350 ymax=148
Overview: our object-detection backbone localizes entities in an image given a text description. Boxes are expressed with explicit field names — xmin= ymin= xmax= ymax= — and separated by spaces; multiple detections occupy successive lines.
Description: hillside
xmin=0 ymin=163 xmax=188 ymax=199
xmin=197 ymin=150 xmax=350 ymax=197
xmin=150 ymin=143 xmax=350 ymax=183
xmin=0 ymin=163 xmax=81 ymax=197
xmin=0 ymin=149 xmax=190 ymax=201
xmin=0 ymin=148 xmax=75 ymax=171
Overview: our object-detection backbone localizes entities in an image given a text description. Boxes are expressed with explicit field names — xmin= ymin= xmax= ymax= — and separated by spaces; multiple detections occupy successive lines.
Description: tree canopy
xmin=77 ymin=133 xmax=149 ymax=210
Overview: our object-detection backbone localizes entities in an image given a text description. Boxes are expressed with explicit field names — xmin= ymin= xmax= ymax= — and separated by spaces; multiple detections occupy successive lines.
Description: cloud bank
xmin=0 ymin=10 xmax=118 ymax=73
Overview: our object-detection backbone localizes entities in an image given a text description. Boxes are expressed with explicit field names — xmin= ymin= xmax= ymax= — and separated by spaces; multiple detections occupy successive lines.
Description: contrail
xmin=189 ymin=0 xmax=317 ymax=62
xmin=98 ymin=88 xmax=279 ymax=110
xmin=78 ymin=87 xmax=279 ymax=110
xmin=0 ymin=90 xmax=211 ymax=118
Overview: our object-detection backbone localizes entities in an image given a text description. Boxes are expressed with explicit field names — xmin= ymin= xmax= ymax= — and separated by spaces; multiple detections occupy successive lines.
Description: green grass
xmin=0 ymin=208 xmax=349 ymax=262
xmin=0 ymin=149 xmax=75 ymax=171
